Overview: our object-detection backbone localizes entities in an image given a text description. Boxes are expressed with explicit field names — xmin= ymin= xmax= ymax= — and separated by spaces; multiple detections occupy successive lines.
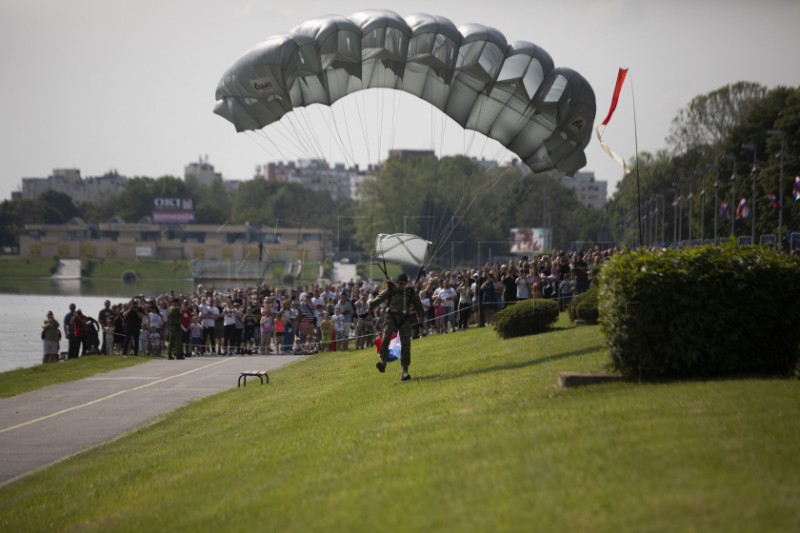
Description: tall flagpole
xmin=595 ymin=68 xmax=632 ymax=246
xmin=630 ymin=73 xmax=643 ymax=247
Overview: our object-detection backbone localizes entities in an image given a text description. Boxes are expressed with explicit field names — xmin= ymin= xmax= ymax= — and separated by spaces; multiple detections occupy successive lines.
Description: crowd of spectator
xmin=56 ymin=246 xmax=617 ymax=361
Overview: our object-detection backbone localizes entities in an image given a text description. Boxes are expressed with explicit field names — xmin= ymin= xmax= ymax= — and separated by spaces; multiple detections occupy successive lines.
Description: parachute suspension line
xmin=289 ymin=112 xmax=327 ymax=161
xmin=316 ymin=104 xmax=355 ymax=169
xmin=284 ymin=111 xmax=313 ymax=160
xmin=430 ymin=104 xmax=436 ymax=156
xmin=376 ymin=85 xmax=385 ymax=166
xmin=296 ymin=106 xmax=329 ymax=162
xmin=353 ymin=82 xmax=373 ymax=165
xmin=277 ymin=114 xmax=320 ymax=161
xmin=389 ymin=87 xmax=403 ymax=151
xmin=247 ymin=130 xmax=290 ymax=163
xmin=429 ymin=163 xmax=517 ymax=262
xmin=259 ymin=125 xmax=304 ymax=161
xmin=330 ymin=76 xmax=360 ymax=168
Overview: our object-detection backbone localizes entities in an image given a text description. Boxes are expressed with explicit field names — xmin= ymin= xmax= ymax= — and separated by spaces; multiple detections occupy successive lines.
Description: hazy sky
xmin=1 ymin=0 xmax=798 ymax=202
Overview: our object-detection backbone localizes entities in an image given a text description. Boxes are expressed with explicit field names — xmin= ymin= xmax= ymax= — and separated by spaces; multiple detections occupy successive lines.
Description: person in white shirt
xmin=435 ymin=280 xmax=457 ymax=332
xmin=199 ymin=299 xmax=218 ymax=354
xmin=222 ymin=302 xmax=238 ymax=355
xmin=516 ymin=269 xmax=532 ymax=300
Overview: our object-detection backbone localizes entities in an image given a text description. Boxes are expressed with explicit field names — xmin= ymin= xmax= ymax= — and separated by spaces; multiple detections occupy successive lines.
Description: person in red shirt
xmin=180 ymin=299 xmax=193 ymax=357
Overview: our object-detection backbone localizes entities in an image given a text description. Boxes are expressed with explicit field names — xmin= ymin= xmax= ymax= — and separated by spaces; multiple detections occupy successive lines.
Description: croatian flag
xmin=719 ymin=201 xmax=730 ymax=221
xmin=595 ymin=68 xmax=631 ymax=175
xmin=375 ymin=333 xmax=401 ymax=362
xmin=736 ymin=197 xmax=751 ymax=220
xmin=766 ymin=193 xmax=779 ymax=209
xmin=794 ymin=176 xmax=800 ymax=202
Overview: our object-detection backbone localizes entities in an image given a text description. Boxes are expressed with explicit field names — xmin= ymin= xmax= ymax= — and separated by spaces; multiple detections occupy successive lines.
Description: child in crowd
xmin=274 ymin=314 xmax=285 ymax=355
xmin=319 ymin=312 xmax=333 ymax=352
xmin=149 ymin=325 xmax=162 ymax=356
xmin=434 ymin=297 xmax=445 ymax=334
xmin=190 ymin=316 xmax=203 ymax=356
xmin=139 ymin=322 xmax=149 ymax=355
xmin=332 ymin=310 xmax=345 ymax=352
xmin=260 ymin=309 xmax=273 ymax=354
xmin=104 ymin=318 xmax=115 ymax=355
xmin=242 ymin=306 xmax=258 ymax=355
xmin=302 ymin=339 xmax=318 ymax=355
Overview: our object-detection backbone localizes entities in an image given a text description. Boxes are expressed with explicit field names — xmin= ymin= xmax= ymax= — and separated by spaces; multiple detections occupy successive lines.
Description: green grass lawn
xmin=0 ymin=355 xmax=151 ymax=399
xmin=0 ymin=256 xmax=58 ymax=277
xmin=1 ymin=316 xmax=798 ymax=532
xmin=88 ymin=258 xmax=192 ymax=279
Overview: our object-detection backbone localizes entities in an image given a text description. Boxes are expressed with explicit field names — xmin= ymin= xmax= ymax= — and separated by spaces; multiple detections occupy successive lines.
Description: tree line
xmin=2 ymin=80 xmax=797 ymax=257
xmin=609 ymin=82 xmax=800 ymax=249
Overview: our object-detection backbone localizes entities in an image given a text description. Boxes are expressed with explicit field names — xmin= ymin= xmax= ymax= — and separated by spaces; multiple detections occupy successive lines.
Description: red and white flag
xmin=595 ymin=68 xmax=631 ymax=175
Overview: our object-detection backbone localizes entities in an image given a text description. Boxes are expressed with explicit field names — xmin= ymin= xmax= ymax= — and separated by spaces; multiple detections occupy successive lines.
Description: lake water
xmin=0 ymin=278 xmax=194 ymax=373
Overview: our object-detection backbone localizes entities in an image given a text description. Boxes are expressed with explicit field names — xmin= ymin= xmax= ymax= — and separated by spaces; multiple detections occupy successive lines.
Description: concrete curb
xmin=558 ymin=372 xmax=623 ymax=388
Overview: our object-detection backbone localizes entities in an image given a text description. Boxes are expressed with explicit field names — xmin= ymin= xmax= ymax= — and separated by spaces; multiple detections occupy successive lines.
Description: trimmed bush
xmin=494 ymin=298 xmax=560 ymax=339
xmin=599 ymin=243 xmax=800 ymax=380
xmin=569 ymin=286 xmax=599 ymax=324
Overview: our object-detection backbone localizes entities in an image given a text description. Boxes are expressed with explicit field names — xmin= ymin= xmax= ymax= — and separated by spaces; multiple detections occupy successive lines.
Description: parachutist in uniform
xmin=367 ymin=273 xmax=424 ymax=381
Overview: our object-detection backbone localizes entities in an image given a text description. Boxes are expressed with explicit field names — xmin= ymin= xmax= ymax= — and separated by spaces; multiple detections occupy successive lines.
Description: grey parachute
xmin=214 ymin=9 xmax=596 ymax=177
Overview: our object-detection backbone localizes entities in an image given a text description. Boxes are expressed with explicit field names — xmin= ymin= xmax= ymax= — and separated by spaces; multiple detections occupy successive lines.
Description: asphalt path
xmin=0 ymin=355 xmax=304 ymax=487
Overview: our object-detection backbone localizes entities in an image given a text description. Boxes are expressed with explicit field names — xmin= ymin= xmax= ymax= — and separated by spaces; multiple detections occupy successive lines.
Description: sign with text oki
xmin=152 ymin=197 xmax=195 ymax=223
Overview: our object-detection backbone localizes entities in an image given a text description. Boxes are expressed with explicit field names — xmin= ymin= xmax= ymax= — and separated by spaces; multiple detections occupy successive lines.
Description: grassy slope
xmin=0 ymin=256 xmax=58 ymax=277
xmin=88 ymin=259 xmax=192 ymax=279
xmin=1 ymin=317 xmax=798 ymax=532
xmin=0 ymin=356 xmax=151 ymax=399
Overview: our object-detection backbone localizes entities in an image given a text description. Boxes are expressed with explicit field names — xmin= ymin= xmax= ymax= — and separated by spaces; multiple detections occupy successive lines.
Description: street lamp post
xmin=700 ymin=186 xmax=706 ymax=243
xmin=742 ymin=143 xmax=757 ymax=243
xmin=677 ymin=180 xmax=684 ymax=244
xmin=767 ymin=129 xmax=785 ymax=249
xmin=710 ymin=164 xmax=719 ymax=243
xmin=723 ymin=154 xmax=736 ymax=237
xmin=687 ymin=181 xmax=694 ymax=243
xmin=672 ymin=183 xmax=679 ymax=244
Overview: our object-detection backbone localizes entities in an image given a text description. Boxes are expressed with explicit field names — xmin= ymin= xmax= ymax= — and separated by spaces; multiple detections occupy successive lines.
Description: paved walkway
xmin=0 ymin=355 xmax=303 ymax=487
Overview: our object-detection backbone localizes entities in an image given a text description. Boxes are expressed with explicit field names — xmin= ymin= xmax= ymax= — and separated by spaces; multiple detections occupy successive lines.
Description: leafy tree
xmin=106 ymin=177 xmax=157 ymax=222
xmin=194 ymin=203 xmax=228 ymax=225
xmin=666 ymin=82 xmax=767 ymax=154
xmin=0 ymin=198 xmax=42 ymax=251
xmin=38 ymin=190 xmax=80 ymax=224
xmin=230 ymin=179 xmax=276 ymax=225
xmin=152 ymin=175 xmax=190 ymax=198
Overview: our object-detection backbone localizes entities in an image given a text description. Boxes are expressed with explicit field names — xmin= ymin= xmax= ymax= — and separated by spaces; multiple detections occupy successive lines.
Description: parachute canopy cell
xmin=375 ymin=233 xmax=431 ymax=268
xmin=214 ymin=10 xmax=596 ymax=177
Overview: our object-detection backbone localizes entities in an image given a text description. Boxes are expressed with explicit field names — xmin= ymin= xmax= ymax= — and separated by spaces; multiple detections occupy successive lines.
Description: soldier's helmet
xmin=396 ymin=273 xmax=409 ymax=283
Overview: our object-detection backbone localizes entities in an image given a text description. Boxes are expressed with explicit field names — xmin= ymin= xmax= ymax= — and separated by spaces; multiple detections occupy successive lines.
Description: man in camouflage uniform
xmin=368 ymin=273 xmax=424 ymax=381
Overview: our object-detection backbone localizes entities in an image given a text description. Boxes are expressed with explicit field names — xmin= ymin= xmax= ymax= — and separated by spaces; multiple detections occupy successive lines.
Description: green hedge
xmin=494 ymin=298 xmax=560 ymax=339
xmin=599 ymin=243 xmax=800 ymax=380
xmin=569 ymin=286 xmax=599 ymax=324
